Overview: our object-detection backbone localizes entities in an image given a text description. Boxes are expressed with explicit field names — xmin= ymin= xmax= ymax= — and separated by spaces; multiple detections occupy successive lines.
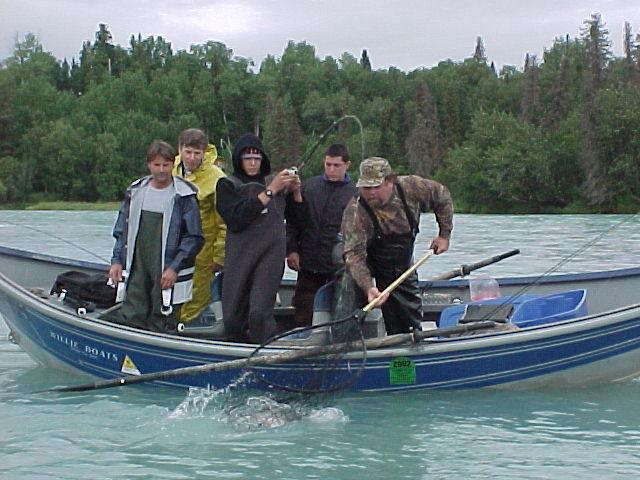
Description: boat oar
xmin=429 ymin=248 xmax=520 ymax=281
xmin=45 ymin=320 xmax=495 ymax=393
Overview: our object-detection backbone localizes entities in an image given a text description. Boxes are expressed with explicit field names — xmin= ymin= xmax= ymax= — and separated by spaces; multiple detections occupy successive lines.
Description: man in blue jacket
xmin=108 ymin=140 xmax=204 ymax=332
xmin=286 ymin=144 xmax=357 ymax=327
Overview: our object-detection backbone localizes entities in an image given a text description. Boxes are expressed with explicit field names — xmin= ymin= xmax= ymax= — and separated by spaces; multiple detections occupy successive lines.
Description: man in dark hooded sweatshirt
xmin=216 ymin=133 xmax=303 ymax=343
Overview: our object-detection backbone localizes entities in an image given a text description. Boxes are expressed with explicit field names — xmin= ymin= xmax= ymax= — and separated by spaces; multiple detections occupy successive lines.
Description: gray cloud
xmin=2 ymin=0 xmax=639 ymax=70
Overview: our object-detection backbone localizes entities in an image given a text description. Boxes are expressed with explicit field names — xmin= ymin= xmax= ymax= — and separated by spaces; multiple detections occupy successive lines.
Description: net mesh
xmin=246 ymin=271 xmax=368 ymax=396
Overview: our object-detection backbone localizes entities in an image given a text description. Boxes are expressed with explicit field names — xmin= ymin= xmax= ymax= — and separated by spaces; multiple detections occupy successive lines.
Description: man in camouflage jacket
xmin=340 ymin=157 xmax=454 ymax=334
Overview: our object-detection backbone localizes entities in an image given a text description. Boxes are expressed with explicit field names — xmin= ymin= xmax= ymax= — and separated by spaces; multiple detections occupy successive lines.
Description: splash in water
xmin=168 ymin=372 xmax=348 ymax=429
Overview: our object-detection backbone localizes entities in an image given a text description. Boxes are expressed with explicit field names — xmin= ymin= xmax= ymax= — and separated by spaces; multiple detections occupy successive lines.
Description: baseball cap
xmin=356 ymin=157 xmax=393 ymax=187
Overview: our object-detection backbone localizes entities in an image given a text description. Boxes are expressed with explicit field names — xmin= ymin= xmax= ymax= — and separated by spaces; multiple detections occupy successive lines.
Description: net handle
xmin=363 ymin=249 xmax=434 ymax=313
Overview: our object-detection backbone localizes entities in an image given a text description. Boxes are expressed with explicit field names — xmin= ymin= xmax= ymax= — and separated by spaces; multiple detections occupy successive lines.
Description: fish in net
xmin=245 ymin=270 xmax=370 ymax=396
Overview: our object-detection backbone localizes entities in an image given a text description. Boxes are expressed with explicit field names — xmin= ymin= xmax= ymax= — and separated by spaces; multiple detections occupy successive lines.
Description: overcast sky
xmin=2 ymin=1 xmax=640 ymax=71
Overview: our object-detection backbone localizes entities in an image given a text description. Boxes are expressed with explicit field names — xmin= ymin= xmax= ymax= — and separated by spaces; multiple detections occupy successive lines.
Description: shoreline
xmin=0 ymin=201 xmax=119 ymax=211
xmin=0 ymin=200 xmax=635 ymax=214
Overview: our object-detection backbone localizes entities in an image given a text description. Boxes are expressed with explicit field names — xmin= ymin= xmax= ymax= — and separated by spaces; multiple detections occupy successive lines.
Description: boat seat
xmin=459 ymin=304 xmax=513 ymax=323
xmin=439 ymin=290 xmax=587 ymax=329
xmin=510 ymin=289 xmax=587 ymax=327
xmin=177 ymin=315 xmax=227 ymax=339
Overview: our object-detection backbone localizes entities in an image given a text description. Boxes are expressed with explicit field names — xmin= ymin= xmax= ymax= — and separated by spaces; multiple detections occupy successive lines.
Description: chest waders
xmin=359 ymin=183 xmax=423 ymax=334
xmin=222 ymin=178 xmax=285 ymax=343
xmin=120 ymin=211 xmax=178 ymax=332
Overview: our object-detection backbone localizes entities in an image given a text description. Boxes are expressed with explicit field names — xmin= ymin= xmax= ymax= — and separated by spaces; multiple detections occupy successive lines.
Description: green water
xmin=2 ymin=212 xmax=640 ymax=479
xmin=3 ymin=361 xmax=640 ymax=479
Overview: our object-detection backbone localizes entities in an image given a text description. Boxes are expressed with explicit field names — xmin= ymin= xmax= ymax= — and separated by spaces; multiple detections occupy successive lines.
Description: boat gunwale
xmin=3 ymin=264 xmax=640 ymax=361
xmin=4 ymin=242 xmax=640 ymax=293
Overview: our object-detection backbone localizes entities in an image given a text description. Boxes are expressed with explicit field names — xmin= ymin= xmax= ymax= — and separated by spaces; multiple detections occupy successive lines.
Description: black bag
xmin=51 ymin=270 xmax=117 ymax=309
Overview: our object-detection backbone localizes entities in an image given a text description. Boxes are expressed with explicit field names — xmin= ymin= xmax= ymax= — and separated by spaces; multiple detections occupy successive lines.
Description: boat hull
xmin=4 ymin=276 xmax=640 ymax=392
xmin=3 ymin=245 xmax=640 ymax=392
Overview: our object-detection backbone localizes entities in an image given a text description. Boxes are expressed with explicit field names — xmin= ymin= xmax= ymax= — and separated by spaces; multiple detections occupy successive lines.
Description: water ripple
xmin=3 ymin=212 xmax=640 ymax=479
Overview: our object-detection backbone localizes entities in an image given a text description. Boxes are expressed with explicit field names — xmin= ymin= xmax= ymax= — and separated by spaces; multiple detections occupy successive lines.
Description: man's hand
xmin=287 ymin=252 xmax=300 ymax=271
xmin=211 ymin=262 xmax=223 ymax=273
xmin=430 ymin=236 xmax=450 ymax=255
xmin=160 ymin=267 xmax=178 ymax=290
xmin=288 ymin=171 xmax=303 ymax=201
xmin=108 ymin=263 xmax=123 ymax=285
xmin=268 ymin=169 xmax=298 ymax=194
xmin=367 ymin=286 xmax=389 ymax=307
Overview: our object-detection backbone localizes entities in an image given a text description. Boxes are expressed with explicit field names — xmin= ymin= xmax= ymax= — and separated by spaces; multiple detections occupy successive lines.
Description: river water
xmin=1 ymin=211 xmax=640 ymax=479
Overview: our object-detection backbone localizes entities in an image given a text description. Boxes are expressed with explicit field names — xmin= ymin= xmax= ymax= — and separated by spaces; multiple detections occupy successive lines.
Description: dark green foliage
xmin=438 ymin=111 xmax=578 ymax=212
xmin=580 ymin=13 xmax=613 ymax=207
xmin=405 ymin=82 xmax=441 ymax=176
xmin=263 ymin=96 xmax=303 ymax=170
xmin=590 ymin=87 xmax=640 ymax=207
xmin=520 ymin=54 xmax=541 ymax=125
xmin=0 ymin=19 xmax=639 ymax=212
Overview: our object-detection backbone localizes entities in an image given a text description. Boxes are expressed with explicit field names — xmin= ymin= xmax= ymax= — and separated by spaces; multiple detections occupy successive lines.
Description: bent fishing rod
xmin=295 ymin=114 xmax=365 ymax=172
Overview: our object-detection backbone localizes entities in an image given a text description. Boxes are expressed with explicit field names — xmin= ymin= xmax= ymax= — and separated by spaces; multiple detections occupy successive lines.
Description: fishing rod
xmin=428 ymin=248 xmax=520 ymax=281
xmin=220 ymin=115 xmax=364 ymax=175
xmin=296 ymin=114 xmax=365 ymax=172
xmin=2 ymin=219 xmax=110 ymax=263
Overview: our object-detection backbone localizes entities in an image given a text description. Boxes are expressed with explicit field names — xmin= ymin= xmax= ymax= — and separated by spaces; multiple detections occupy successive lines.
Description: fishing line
xmin=1 ymin=219 xmax=110 ymax=263
xmin=465 ymin=212 xmax=640 ymax=324
xmin=297 ymin=114 xmax=365 ymax=172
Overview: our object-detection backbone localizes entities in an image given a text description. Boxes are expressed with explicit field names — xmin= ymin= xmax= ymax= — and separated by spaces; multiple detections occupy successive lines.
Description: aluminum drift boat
xmin=2 ymin=245 xmax=640 ymax=392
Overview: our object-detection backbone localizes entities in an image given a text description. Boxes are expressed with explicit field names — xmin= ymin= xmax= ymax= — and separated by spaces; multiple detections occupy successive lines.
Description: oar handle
xmin=363 ymin=250 xmax=434 ymax=313
xmin=431 ymin=248 xmax=520 ymax=281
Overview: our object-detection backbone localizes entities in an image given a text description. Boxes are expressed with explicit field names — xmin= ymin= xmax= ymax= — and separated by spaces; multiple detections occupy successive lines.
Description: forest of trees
xmin=1 ymin=14 xmax=640 ymax=212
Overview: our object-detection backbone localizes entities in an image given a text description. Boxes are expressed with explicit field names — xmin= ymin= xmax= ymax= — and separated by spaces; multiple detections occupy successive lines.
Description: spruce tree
xmin=360 ymin=49 xmax=372 ymax=71
xmin=541 ymin=55 xmax=569 ymax=131
xmin=473 ymin=36 xmax=487 ymax=64
xmin=635 ymin=33 xmax=640 ymax=81
xmin=405 ymin=82 xmax=442 ymax=177
xmin=520 ymin=54 xmax=541 ymax=125
xmin=580 ymin=13 xmax=612 ymax=207
xmin=623 ymin=22 xmax=637 ymax=84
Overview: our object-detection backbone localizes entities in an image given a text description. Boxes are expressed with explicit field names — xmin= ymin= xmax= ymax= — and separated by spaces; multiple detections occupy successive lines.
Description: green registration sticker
xmin=389 ymin=357 xmax=416 ymax=385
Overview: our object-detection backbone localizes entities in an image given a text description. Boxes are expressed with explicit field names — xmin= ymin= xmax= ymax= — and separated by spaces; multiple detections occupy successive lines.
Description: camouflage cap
xmin=356 ymin=157 xmax=393 ymax=187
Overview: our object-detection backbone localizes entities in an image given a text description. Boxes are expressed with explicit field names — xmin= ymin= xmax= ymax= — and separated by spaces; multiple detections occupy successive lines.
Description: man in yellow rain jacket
xmin=173 ymin=129 xmax=227 ymax=321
